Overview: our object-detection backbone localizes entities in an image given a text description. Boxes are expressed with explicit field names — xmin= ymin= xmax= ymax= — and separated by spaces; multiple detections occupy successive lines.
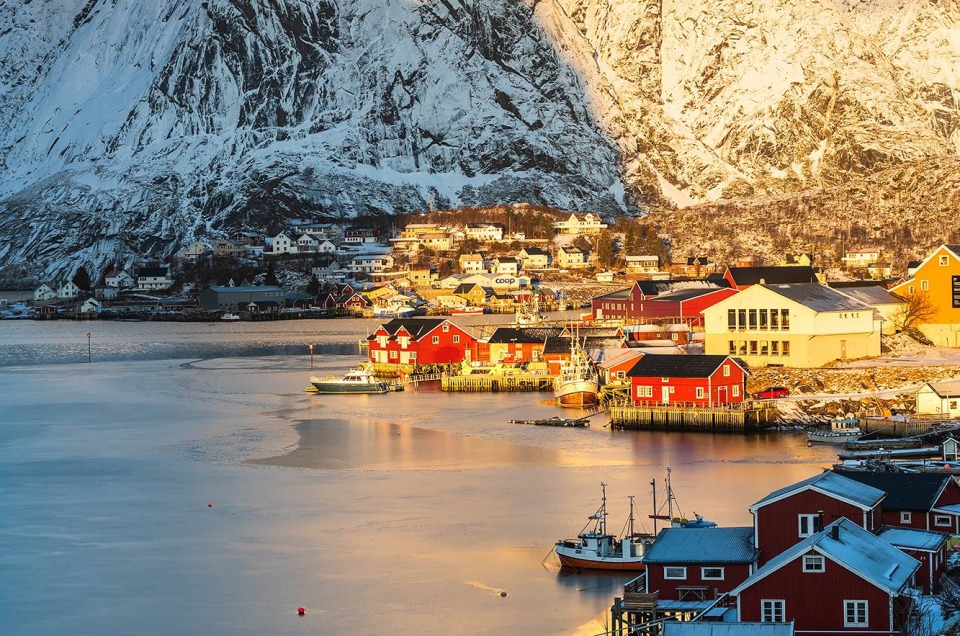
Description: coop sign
xmin=953 ymin=275 xmax=960 ymax=309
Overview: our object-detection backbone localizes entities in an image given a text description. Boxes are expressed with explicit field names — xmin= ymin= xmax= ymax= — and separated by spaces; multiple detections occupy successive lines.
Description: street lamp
xmin=86 ymin=332 xmax=91 ymax=363
xmin=308 ymin=343 xmax=314 ymax=369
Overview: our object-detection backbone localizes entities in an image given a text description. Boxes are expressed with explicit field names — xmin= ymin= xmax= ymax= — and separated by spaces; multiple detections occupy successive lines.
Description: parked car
xmin=753 ymin=386 xmax=789 ymax=399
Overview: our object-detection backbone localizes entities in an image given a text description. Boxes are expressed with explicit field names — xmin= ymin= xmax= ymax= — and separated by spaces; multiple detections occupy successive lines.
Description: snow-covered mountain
xmin=1 ymin=0 xmax=958 ymax=277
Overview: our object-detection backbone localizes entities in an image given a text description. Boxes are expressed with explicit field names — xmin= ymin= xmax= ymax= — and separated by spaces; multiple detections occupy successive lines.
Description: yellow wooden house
xmin=890 ymin=244 xmax=960 ymax=347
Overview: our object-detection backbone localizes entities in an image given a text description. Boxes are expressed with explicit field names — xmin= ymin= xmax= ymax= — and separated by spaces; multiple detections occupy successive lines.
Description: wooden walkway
xmin=441 ymin=374 xmax=554 ymax=393
xmin=609 ymin=404 xmax=775 ymax=433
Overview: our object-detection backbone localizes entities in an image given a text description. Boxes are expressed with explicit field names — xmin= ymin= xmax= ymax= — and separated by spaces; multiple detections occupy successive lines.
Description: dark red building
xmin=722 ymin=266 xmax=818 ymax=291
xmin=876 ymin=527 xmax=948 ymax=594
xmin=367 ymin=318 xmax=477 ymax=366
xmin=591 ymin=281 xmax=735 ymax=325
xmin=748 ymin=471 xmax=885 ymax=565
xmin=731 ymin=519 xmax=918 ymax=636
xmin=626 ymin=355 xmax=749 ymax=407
xmin=641 ymin=527 xmax=757 ymax=601
xmin=834 ymin=470 xmax=960 ymax=533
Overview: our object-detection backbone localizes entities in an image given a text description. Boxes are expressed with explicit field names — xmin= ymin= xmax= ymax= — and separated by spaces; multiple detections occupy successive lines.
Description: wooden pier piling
xmin=609 ymin=404 xmax=774 ymax=433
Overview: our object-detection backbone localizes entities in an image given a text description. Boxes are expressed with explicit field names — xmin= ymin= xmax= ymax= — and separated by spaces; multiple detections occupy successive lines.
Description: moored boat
xmin=553 ymin=335 xmax=599 ymax=408
xmin=221 ymin=312 xmax=241 ymax=322
xmin=555 ymin=484 xmax=651 ymax=571
xmin=807 ymin=416 xmax=862 ymax=444
xmin=451 ymin=306 xmax=485 ymax=315
xmin=309 ymin=365 xmax=392 ymax=394
xmin=509 ymin=416 xmax=589 ymax=427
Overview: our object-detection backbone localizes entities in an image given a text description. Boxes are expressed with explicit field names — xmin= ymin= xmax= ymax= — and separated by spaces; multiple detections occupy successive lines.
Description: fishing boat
xmin=509 ymin=416 xmax=589 ymax=427
xmin=553 ymin=335 xmax=599 ymax=408
xmin=807 ymin=416 xmax=862 ymax=444
xmin=554 ymin=484 xmax=652 ymax=571
xmin=309 ymin=365 xmax=392 ymax=394
xmin=220 ymin=312 xmax=241 ymax=322
xmin=451 ymin=306 xmax=485 ymax=315
xmin=515 ymin=297 xmax=545 ymax=326
xmin=554 ymin=470 xmax=716 ymax=571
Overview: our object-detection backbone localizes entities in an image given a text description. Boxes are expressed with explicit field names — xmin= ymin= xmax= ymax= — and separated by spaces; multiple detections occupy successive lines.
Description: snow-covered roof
xmin=731 ymin=518 xmax=919 ymax=596
xmin=663 ymin=623 xmax=794 ymax=636
xmin=922 ymin=380 xmax=960 ymax=398
xmin=877 ymin=527 xmax=948 ymax=552
xmin=760 ymin=283 xmax=872 ymax=313
xmin=594 ymin=349 xmax=643 ymax=368
xmin=750 ymin=470 xmax=885 ymax=511
xmin=641 ymin=527 xmax=756 ymax=564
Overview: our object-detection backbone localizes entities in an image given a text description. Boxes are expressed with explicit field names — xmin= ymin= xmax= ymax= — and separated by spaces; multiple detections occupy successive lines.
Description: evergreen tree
xmin=596 ymin=234 xmax=615 ymax=267
xmin=306 ymin=274 xmax=320 ymax=296
xmin=265 ymin=261 xmax=279 ymax=286
xmin=72 ymin=266 xmax=91 ymax=291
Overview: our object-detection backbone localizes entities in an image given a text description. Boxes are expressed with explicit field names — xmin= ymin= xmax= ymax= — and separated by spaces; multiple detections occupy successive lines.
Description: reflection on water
xmin=254 ymin=418 xmax=563 ymax=469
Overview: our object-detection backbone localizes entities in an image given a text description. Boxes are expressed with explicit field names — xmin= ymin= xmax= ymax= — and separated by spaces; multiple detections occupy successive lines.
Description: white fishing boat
xmin=554 ymin=470 xmax=716 ymax=572
xmin=807 ymin=416 xmax=862 ymax=444
xmin=553 ymin=335 xmax=598 ymax=408
xmin=515 ymin=297 xmax=545 ymax=326
xmin=554 ymin=483 xmax=651 ymax=571
xmin=309 ymin=365 xmax=392 ymax=394
xmin=220 ymin=312 xmax=240 ymax=322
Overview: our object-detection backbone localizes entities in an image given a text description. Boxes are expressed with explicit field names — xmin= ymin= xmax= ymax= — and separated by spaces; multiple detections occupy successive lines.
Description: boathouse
xmin=730 ymin=519 xmax=918 ymax=636
xmin=748 ymin=471 xmax=885 ymax=565
xmin=641 ymin=527 xmax=757 ymax=602
xmin=876 ymin=527 xmax=947 ymax=594
xmin=626 ymin=355 xmax=749 ymax=408
xmin=367 ymin=318 xmax=477 ymax=367
xmin=198 ymin=285 xmax=287 ymax=311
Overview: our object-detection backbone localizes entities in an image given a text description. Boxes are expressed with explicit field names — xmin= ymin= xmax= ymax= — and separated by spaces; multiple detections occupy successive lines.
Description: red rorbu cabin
xmin=367 ymin=318 xmax=477 ymax=366
xmin=626 ymin=355 xmax=749 ymax=407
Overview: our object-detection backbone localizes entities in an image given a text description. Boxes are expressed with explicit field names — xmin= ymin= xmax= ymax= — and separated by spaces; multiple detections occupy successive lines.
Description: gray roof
xmin=877 ymin=527 xmax=949 ymax=552
xmin=831 ymin=285 xmax=906 ymax=307
xmin=727 ymin=266 xmax=817 ymax=285
xmin=663 ymin=623 xmax=794 ymax=636
xmin=751 ymin=470 xmax=885 ymax=510
xmin=650 ymin=287 xmax=731 ymax=303
xmin=642 ymin=527 xmax=756 ymax=564
xmin=207 ymin=285 xmax=286 ymax=293
xmin=732 ymin=518 xmax=919 ymax=596
xmin=760 ymin=283 xmax=872 ymax=313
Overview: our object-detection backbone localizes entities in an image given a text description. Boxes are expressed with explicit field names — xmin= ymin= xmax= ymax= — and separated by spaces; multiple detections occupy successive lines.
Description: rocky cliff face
xmin=1 ymin=0 xmax=959 ymax=277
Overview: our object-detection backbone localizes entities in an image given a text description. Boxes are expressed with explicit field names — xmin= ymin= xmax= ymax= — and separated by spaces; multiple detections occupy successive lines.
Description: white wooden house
xmin=105 ymin=269 xmax=136 ymax=288
xmin=34 ymin=283 xmax=57 ymax=301
xmin=57 ymin=281 xmax=80 ymax=299
xmin=916 ymin=381 xmax=960 ymax=418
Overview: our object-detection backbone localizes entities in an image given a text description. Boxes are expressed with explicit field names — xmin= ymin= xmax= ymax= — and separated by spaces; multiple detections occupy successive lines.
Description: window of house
xmin=738 ymin=309 xmax=747 ymax=330
xmin=759 ymin=309 xmax=768 ymax=329
xmin=696 ymin=387 xmax=705 ymax=399
xmin=701 ymin=567 xmax=724 ymax=580
xmin=908 ymin=285 xmax=915 ymax=296
xmin=921 ymin=280 xmax=929 ymax=291
xmin=761 ymin=600 xmax=785 ymax=623
xmin=732 ymin=385 xmax=740 ymax=397
xmin=941 ymin=255 xmax=949 ymax=266
xmin=749 ymin=341 xmax=758 ymax=355
xmin=729 ymin=341 xmax=736 ymax=355
xmin=802 ymin=555 xmax=825 ymax=572
xmin=798 ymin=514 xmax=822 ymax=537
xmin=662 ymin=377 xmax=670 ymax=382
xmin=781 ymin=309 xmax=790 ymax=330
xmin=900 ymin=511 xmax=912 ymax=524
xmin=728 ymin=309 xmax=736 ymax=330
xmin=723 ymin=364 xmax=731 ymax=377
xmin=432 ymin=336 xmax=440 ymax=344
xmin=453 ymin=335 xmax=460 ymax=344
xmin=748 ymin=309 xmax=758 ymax=330
xmin=738 ymin=341 xmax=747 ymax=355
xmin=669 ymin=386 xmax=675 ymax=394
xmin=770 ymin=309 xmax=779 ymax=330
xmin=409 ymin=352 xmax=416 ymax=360
xmin=935 ymin=515 xmax=952 ymax=527
xmin=782 ymin=341 xmax=790 ymax=355
xmin=844 ymin=600 xmax=868 ymax=627
xmin=664 ymin=567 xmax=686 ymax=579
xmin=442 ymin=324 xmax=450 ymax=332
xmin=760 ymin=341 xmax=769 ymax=355
xmin=771 ymin=341 xmax=779 ymax=355
xmin=389 ymin=350 xmax=398 ymax=359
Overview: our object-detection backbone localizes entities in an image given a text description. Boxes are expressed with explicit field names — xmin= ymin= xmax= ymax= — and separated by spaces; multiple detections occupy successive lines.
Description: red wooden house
xmin=722 ymin=266 xmax=818 ymax=291
xmin=834 ymin=470 xmax=960 ymax=533
xmin=486 ymin=327 xmax=562 ymax=363
xmin=595 ymin=349 xmax=644 ymax=384
xmin=748 ymin=471 xmax=885 ymax=565
xmin=367 ymin=318 xmax=477 ymax=366
xmin=731 ymin=518 xmax=918 ymax=636
xmin=591 ymin=281 xmax=735 ymax=325
xmin=336 ymin=291 xmax=371 ymax=312
xmin=641 ymin=527 xmax=757 ymax=602
xmin=625 ymin=355 xmax=750 ymax=407
xmin=876 ymin=527 xmax=948 ymax=594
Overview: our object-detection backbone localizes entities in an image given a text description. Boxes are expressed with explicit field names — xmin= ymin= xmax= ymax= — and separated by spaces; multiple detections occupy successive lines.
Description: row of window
xmin=761 ymin=599 xmax=867 ymax=627
xmin=664 ymin=566 xmax=724 ymax=580
xmin=636 ymin=385 xmax=741 ymax=399
xmin=727 ymin=309 xmax=790 ymax=331
xmin=728 ymin=340 xmax=791 ymax=356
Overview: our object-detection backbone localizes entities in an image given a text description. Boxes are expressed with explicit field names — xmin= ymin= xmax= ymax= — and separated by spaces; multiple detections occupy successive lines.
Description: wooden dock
xmin=441 ymin=373 xmax=554 ymax=393
xmin=609 ymin=404 xmax=774 ymax=433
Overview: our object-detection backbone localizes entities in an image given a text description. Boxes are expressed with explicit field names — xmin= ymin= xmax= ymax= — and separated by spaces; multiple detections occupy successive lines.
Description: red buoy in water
xmin=298 ymin=607 xmax=306 ymax=616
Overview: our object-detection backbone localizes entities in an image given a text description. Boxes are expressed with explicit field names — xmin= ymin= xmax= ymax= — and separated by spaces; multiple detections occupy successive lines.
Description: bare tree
xmin=892 ymin=291 xmax=938 ymax=333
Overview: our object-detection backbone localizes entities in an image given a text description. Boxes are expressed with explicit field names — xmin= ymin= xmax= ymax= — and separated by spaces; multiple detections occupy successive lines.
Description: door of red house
xmin=661 ymin=386 xmax=670 ymax=405
xmin=717 ymin=386 xmax=727 ymax=405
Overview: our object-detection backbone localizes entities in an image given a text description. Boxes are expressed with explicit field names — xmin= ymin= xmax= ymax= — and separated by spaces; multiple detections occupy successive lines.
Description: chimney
xmin=817 ymin=511 xmax=824 ymax=533
xmin=830 ymin=523 xmax=840 ymax=541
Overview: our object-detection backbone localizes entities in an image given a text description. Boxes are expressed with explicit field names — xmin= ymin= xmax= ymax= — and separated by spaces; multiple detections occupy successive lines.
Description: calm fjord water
xmin=0 ymin=319 xmax=836 ymax=635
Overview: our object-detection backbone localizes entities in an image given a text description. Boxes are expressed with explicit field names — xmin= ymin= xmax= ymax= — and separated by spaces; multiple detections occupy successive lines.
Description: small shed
xmin=915 ymin=381 xmax=960 ymax=418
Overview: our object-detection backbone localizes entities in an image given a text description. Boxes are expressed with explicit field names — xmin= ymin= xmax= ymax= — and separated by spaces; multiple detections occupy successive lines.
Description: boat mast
xmin=628 ymin=495 xmax=635 ymax=537
xmin=600 ymin=482 xmax=607 ymax=535
xmin=651 ymin=478 xmax=657 ymax=535
xmin=666 ymin=467 xmax=673 ymax=523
